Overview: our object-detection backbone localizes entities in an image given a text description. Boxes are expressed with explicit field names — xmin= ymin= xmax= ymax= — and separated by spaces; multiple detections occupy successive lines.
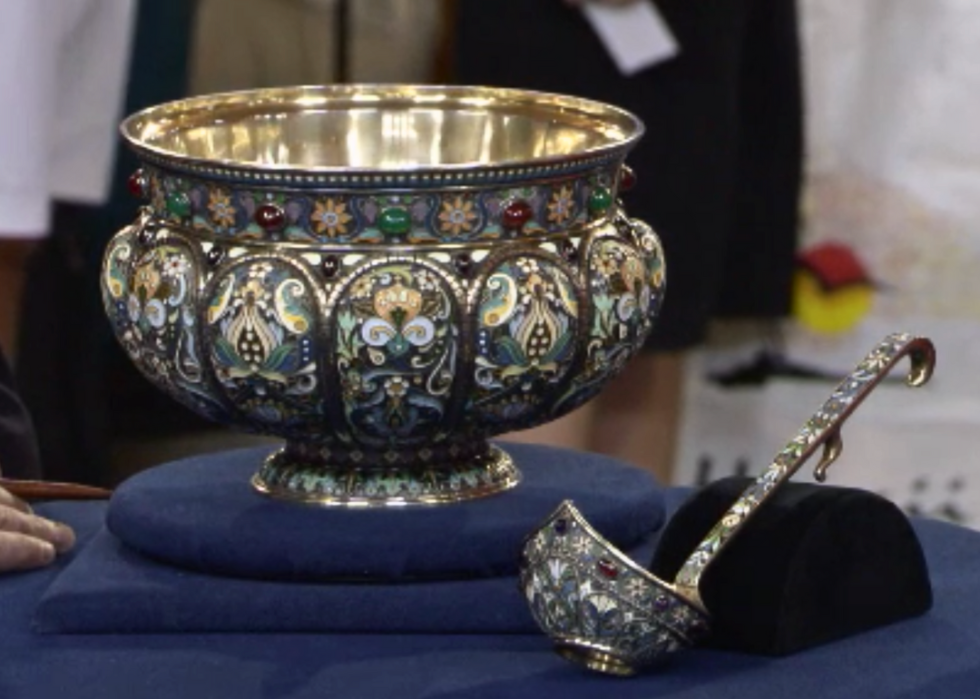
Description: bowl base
xmin=553 ymin=639 xmax=638 ymax=677
xmin=252 ymin=442 xmax=520 ymax=506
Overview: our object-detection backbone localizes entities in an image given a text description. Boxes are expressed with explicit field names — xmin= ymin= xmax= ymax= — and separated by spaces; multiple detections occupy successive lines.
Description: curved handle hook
xmin=812 ymin=430 xmax=843 ymax=483
xmin=811 ymin=335 xmax=934 ymax=482
xmin=673 ymin=333 xmax=936 ymax=611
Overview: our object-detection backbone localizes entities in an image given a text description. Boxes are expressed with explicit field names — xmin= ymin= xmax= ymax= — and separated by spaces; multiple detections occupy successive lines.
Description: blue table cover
xmin=33 ymin=524 xmax=659 ymax=634
xmin=2 ymin=495 xmax=980 ymax=698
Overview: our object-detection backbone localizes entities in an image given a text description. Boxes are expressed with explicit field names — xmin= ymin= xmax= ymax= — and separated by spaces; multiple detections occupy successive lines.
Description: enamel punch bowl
xmin=101 ymin=85 xmax=664 ymax=506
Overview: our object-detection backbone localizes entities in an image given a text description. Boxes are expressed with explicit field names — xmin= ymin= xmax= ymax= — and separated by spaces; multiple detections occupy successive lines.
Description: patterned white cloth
xmin=0 ymin=0 xmax=135 ymax=237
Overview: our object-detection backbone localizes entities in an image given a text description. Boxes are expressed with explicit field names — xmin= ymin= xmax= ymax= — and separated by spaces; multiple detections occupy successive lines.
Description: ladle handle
xmin=673 ymin=333 xmax=936 ymax=609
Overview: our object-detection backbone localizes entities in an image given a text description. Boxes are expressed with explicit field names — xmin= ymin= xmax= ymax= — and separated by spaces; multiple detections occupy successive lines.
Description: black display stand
xmin=651 ymin=477 xmax=933 ymax=656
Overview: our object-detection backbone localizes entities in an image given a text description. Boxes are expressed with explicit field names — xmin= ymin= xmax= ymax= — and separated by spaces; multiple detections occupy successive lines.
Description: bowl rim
xmin=120 ymin=84 xmax=645 ymax=176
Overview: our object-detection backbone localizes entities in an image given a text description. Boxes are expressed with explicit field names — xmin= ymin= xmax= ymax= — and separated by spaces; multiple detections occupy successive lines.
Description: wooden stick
xmin=0 ymin=479 xmax=112 ymax=501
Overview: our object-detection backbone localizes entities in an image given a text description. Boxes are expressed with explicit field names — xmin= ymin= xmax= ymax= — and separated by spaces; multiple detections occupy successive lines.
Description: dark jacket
xmin=453 ymin=0 xmax=803 ymax=350
xmin=0 ymin=349 xmax=41 ymax=480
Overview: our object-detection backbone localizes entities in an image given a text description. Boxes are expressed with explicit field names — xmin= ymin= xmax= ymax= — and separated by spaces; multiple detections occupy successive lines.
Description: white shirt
xmin=0 ymin=0 xmax=136 ymax=238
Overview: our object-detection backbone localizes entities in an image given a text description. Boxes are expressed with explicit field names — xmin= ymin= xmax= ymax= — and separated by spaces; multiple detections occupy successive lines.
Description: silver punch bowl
xmin=101 ymin=85 xmax=665 ymax=506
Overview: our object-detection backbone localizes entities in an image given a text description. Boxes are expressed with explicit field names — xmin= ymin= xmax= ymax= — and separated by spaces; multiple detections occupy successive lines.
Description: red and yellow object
xmin=793 ymin=243 xmax=877 ymax=334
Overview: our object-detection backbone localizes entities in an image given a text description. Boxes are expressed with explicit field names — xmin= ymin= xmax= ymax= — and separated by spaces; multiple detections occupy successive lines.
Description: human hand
xmin=0 ymin=484 xmax=75 ymax=573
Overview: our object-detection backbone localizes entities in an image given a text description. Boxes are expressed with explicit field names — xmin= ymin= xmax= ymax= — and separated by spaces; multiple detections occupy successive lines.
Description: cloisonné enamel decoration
xmin=102 ymin=85 xmax=662 ymax=505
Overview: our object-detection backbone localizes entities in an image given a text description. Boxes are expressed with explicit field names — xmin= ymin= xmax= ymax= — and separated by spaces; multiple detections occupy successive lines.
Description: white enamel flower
xmin=163 ymin=255 xmax=189 ymax=278
xmin=548 ymin=559 xmax=567 ymax=582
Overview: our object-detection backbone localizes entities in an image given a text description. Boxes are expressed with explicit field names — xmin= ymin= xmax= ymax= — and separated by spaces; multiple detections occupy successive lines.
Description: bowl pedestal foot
xmin=252 ymin=440 xmax=521 ymax=506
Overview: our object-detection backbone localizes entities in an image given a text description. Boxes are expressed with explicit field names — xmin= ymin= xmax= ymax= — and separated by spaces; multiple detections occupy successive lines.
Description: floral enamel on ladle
xmin=520 ymin=333 xmax=936 ymax=676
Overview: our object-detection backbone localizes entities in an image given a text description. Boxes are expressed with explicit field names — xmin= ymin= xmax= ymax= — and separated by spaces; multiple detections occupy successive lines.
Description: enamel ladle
xmin=520 ymin=333 xmax=936 ymax=676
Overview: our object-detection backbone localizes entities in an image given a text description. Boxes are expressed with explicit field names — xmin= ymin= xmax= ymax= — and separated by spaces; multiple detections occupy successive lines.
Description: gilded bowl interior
xmin=121 ymin=85 xmax=644 ymax=171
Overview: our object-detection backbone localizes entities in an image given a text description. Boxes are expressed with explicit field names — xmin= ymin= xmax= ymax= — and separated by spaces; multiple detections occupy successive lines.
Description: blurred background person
xmin=0 ymin=342 xmax=41 ymax=481
xmin=0 ymin=0 xmax=135 ymax=362
xmin=190 ymin=0 xmax=444 ymax=93
xmin=451 ymin=0 xmax=804 ymax=481
xmin=3 ymin=1 xmax=199 ymax=486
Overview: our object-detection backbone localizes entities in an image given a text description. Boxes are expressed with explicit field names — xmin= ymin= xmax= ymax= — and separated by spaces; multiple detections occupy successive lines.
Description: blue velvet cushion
xmin=106 ymin=442 xmax=665 ymax=581
xmin=33 ymin=525 xmax=659 ymax=634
